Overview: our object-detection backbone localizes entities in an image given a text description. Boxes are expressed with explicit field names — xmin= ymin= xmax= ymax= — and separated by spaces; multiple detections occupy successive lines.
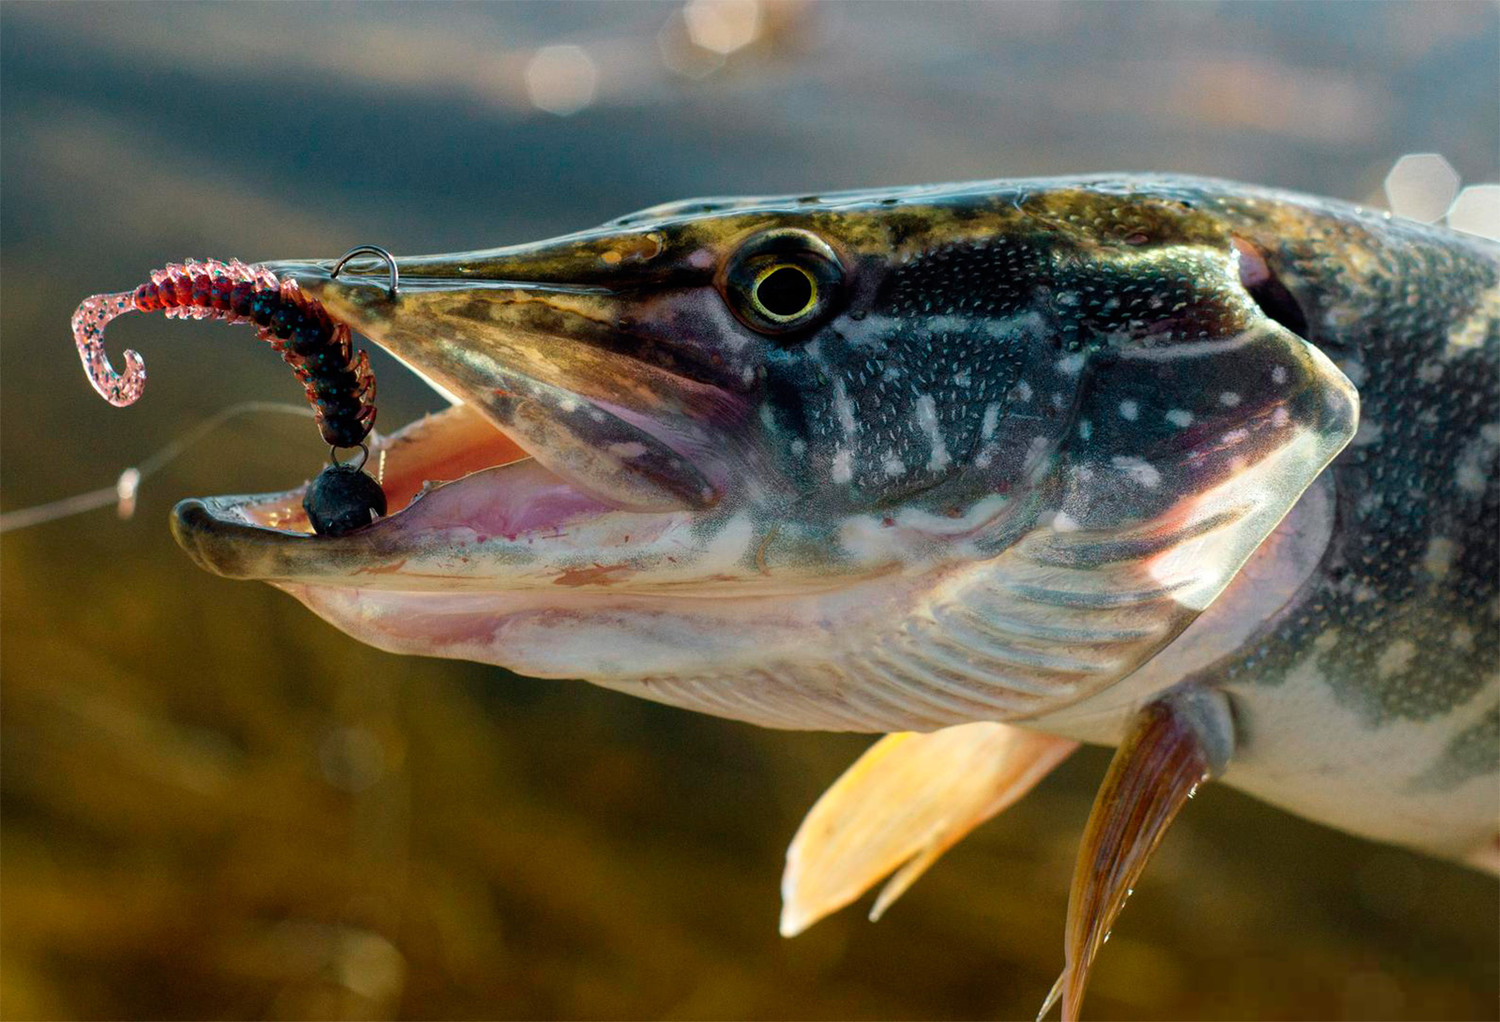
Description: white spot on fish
xmin=1423 ymin=536 xmax=1458 ymax=579
xmin=831 ymin=449 xmax=853 ymax=484
xmin=1221 ymin=427 xmax=1250 ymax=445
xmin=1056 ymin=353 xmax=1086 ymax=375
xmin=915 ymin=394 xmax=952 ymax=471
xmin=1078 ymin=419 xmax=1092 ymax=441
xmin=1376 ymin=639 xmax=1417 ymax=680
xmin=1024 ymin=435 xmax=1052 ymax=479
xmin=1452 ymin=624 xmax=1475 ymax=652
xmin=1417 ymin=361 xmax=1444 ymax=384
xmin=789 ymin=438 xmax=807 ymax=457
xmin=981 ymin=401 xmax=1001 ymax=441
xmin=607 ymin=442 xmax=647 ymax=458
xmin=558 ymin=397 xmax=579 ymax=413
xmin=881 ymin=452 xmax=906 ymax=477
xmin=1119 ymin=399 xmax=1139 ymax=421
xmin=589 ymin=410 xmax=607 ymax=423
xmin=953 ymin=369 xmax=971 ymax=387
xmin=832 ymin=378 xmax=857 ymax=438
xmin=1012 ymin=380 xmax=1033 ymax=403
xmin=1111 ymin=455 xmax=1161 ymax=489
xmin=1455 ymin=430 xmax=1496 ymax=494
xmin=1219 ymin=391 xmax=1242 ymax=407
xmin=1051 ymin=511 xmax=1081 ymax=533
xmin=1166 ymin=409 xmax=1194 ymax=428
xmin=1272 ymin=407 xmax=1291 ymax=427
xmin=1353 ymin=420 xmax=1384 ymax=446
xmin=1339 ymin=358 xmax=1368 ymax=388
xmin=1271 ymin=365 xmax=1289 ymax=385
xmin=1051 ymin=392 xmax=1067 ymax=411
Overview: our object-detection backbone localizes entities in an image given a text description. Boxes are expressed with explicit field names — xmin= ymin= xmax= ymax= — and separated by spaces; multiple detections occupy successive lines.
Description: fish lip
xmin=171 ymin=493 xmax=313 ymax=580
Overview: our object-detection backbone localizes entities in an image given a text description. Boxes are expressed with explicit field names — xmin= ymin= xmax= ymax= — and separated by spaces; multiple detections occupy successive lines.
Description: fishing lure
xmin=70 ymin=257 xmax=385 ymax=535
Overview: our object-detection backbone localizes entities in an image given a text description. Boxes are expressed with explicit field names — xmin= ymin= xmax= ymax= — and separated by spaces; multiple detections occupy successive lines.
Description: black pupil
xmin=756 ymin=266 xmax=813 ymax=318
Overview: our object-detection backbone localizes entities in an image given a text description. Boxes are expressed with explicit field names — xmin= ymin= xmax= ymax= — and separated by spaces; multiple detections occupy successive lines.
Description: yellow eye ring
xmin=751 ymin=263 xmax=818 ymax=322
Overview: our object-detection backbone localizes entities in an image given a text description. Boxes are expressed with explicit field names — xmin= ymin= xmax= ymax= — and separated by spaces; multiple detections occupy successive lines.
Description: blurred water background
xmin=2 ymin=3 xmax=1497 ymax=1019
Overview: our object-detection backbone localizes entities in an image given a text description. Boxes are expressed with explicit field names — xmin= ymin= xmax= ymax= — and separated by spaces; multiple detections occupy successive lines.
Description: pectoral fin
xmin=781 ymin=722 xmax=1077 ymax=937
xmin=1043 ymin=685 xmax=1234 ymax=1022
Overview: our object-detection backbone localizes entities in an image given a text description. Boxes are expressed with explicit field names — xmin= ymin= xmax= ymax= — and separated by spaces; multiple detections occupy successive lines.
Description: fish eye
xmin=753 ymin=264 xmax=816 ymax=321
xmin=721 ymin=229 xmax=843 ymax=337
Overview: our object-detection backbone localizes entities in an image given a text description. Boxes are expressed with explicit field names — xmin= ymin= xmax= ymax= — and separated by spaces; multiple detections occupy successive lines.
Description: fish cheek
xmin=1045 ymin=318 xmax=1357 ymax=614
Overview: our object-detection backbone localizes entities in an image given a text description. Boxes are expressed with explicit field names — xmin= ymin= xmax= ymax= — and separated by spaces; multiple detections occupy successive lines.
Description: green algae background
xmin=1 ymin=3 xmax=1496 ymax=1019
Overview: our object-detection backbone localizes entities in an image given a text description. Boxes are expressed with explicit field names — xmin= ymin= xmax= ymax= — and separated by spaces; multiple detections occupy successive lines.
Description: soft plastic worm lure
xmin=71 ymin=258 xmax=376 ymax=449
xmin=72 ymin=257 xmax=387 ymax=536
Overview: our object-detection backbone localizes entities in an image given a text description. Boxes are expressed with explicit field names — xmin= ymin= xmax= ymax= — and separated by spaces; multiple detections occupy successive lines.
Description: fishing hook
xmin=330 ymin=245 xmax=400 ymax=301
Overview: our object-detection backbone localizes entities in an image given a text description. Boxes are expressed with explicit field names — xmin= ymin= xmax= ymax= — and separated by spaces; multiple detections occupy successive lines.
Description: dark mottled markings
xmin=1216 ymin=205 xmax=1499 ymax=729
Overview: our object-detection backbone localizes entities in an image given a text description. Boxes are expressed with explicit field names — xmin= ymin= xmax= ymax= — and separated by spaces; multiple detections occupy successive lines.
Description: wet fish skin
xmin=192 ymin=175 xmax=1495 ymax=851
xmin=171 ymin=177 xmax=1498 ymax=1015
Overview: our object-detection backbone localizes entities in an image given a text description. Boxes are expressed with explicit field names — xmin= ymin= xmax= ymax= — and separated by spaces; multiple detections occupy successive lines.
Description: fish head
xmin=172 ymin=178 xmax=1357 ymax=730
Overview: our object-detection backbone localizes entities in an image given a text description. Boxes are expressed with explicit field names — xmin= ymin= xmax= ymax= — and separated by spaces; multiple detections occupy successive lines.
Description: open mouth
xmin=178 ymin=401 xmax=589 ymax=536
xmin=171 ymin=391 xmax=710 ymax=590
xmin=159 ymin=253 xmax=727 ymax=590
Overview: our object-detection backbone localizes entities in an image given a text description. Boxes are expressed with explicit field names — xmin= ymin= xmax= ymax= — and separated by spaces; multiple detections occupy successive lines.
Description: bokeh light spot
xmin=524 ymin=44 xmax=598 ymax=117
xmin=1446 ymin=184 xmax=1500 ymax=240
xmin=683 ymin=0 xmax=762 ymax=55
xmin=1383 ymin=153 xmax=1460 ymax=223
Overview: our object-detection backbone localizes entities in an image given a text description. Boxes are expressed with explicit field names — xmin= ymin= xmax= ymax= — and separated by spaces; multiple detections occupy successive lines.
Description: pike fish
xmin=167 ymin=175 xmax=1499 ymax=1018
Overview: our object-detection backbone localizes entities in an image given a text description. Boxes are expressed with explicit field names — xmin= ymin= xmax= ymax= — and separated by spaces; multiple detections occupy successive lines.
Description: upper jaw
xmin=269 ymin=256 xmax=739 ymax=512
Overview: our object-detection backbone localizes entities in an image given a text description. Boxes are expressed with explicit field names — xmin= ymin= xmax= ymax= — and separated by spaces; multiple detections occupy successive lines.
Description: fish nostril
xmin=1233 ymin=236 xmax=1309 ymax=339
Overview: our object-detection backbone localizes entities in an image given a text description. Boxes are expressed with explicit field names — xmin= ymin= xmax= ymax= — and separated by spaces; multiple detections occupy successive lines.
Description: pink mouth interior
xmin=240 ymin=403 xmax=609 ymax=537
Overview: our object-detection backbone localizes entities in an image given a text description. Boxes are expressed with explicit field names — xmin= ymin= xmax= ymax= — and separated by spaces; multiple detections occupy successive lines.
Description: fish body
xmin=165 ymin=175 xmax=1499 ymax=1013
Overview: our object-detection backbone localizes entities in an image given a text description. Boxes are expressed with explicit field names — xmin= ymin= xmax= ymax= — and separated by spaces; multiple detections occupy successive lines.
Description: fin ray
xmin=1051 ymin=686 xmax=1233 ymax=1021
xmin=782 ymin=722 xmax=1077 ymax=937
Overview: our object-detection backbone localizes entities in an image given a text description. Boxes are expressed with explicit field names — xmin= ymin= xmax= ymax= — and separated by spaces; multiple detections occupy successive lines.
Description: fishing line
xmin=0 ymin=401 xmax=316 ymax=534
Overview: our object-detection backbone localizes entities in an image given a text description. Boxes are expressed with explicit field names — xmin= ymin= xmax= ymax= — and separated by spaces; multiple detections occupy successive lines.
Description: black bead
xmin=302 ymin=463 xmax=386 ymax=537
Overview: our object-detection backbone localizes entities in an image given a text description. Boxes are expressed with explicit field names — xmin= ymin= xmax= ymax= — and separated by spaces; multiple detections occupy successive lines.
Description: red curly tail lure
xmin=72 ymin=257 xmax=387 ymax=535
xmin=72 ymin=258 xmax=376 ymax=449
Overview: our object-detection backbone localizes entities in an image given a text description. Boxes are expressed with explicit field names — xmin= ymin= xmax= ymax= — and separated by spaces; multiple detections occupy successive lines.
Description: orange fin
xmin=782 ymin=722 xmax=1077 ymax=938
xmin=1043 ymin=686 xmax=1233 ymax=1022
